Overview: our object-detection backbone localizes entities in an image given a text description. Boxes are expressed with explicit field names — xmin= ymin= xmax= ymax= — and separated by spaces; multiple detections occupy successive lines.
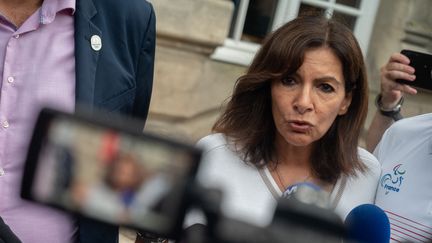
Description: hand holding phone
xmin=397 ymin=49 xmax=432 ymax=91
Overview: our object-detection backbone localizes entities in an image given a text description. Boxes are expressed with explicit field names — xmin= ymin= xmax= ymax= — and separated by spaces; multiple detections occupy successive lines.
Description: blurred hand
xmin=379 ymin=52 xmax=417 ymax=108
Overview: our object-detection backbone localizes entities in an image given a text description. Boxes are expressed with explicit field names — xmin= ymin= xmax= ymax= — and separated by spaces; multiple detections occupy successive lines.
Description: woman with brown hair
xmin=188 ymin=14 xmax=381 ymax=227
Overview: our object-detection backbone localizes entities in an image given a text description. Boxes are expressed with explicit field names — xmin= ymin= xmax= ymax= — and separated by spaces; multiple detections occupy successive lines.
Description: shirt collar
xmin=40 ymin=0 xmax=76 ymax=25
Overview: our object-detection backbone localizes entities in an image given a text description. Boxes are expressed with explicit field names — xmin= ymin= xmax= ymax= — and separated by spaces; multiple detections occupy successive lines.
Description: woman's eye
xmin=281 ymin=77 xmax=296 ymax=86
xmin=319 ymin=83 xmax=335 ymax=93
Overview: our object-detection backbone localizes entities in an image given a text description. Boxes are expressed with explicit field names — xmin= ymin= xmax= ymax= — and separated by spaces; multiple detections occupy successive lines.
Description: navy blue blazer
xmin=75 ymin=0 xmax=155 ymax=121
xmin=74 ymin=0 xmax=156 ymax=242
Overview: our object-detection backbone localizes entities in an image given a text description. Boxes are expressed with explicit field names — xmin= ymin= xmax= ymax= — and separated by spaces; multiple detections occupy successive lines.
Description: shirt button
xmin=2 ymin=120 xmax=9 ymax=128
xmin=0 ymin=167 xmax=4 ymax=176
xmin=14 ymin=34 xmax=19 ymax=39
xmin=7 ymin=76 xmax=14 ymax=83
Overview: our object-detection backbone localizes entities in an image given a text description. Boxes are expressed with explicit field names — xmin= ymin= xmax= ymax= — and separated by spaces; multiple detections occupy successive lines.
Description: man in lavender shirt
xmin=0 ymin=0 xmax=156 ymax=242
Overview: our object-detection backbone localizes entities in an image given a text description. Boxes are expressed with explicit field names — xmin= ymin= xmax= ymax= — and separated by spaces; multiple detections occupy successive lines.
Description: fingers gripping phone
xmin=397 ymin=49 xmax=432 ymax=91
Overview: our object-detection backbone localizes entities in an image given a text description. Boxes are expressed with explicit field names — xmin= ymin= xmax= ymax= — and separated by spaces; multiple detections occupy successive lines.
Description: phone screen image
xmin=22 ymin=109 xmax=201 ymax=238
xmin=398 ymin=49 xmax=432 ymax=91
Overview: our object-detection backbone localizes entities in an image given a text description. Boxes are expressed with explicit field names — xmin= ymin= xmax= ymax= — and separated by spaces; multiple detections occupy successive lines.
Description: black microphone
xmin=183 ymin=182 xmax=347 ymax=243
xmin=269 ymin=182 xmax=346 ymax=242
xmin=344 ymin=204 xmax=390 ymax=243
xmin=211 ymin=183 xmax=347 ymax=243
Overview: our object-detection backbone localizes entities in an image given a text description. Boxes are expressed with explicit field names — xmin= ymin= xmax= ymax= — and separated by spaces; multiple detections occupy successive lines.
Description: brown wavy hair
xmin=213 ymin=14 xmax=368 ymax=184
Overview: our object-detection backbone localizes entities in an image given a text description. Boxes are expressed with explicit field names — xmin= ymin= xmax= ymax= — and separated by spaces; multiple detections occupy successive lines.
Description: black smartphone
xmin=397 ymin=49 xmax=432 ymax=91
xmin=21 ymin=108 xmax=202 ymax=239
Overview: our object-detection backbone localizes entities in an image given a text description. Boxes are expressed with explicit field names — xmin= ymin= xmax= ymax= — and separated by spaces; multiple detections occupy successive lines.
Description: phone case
xmin=397 ymin=49 xmax=432 ymax=91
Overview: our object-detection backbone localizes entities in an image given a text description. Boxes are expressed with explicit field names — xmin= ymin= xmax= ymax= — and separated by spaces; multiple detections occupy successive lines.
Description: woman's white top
xmin=185 ymin=133 xmax=381 ymax=227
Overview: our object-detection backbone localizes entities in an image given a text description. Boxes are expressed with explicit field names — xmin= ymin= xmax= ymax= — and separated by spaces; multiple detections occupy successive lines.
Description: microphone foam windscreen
xmin=344 ymin=204 xmax=390 ymax=243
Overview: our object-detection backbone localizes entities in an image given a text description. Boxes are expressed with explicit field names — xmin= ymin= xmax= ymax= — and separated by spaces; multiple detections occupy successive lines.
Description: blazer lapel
xmin=74 ymin=0 xmax=101 ymax=108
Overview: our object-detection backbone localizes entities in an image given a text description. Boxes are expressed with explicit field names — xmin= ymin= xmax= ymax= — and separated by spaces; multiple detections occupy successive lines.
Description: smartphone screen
xmin=21 ymin=108 xmax=202 ymax=238
xmin=397 ymin=49 xmax=432 ymax=91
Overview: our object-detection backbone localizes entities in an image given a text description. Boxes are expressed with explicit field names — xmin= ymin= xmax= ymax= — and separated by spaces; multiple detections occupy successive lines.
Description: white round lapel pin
xmin=90 ymin=35 xmax=102 ymax=51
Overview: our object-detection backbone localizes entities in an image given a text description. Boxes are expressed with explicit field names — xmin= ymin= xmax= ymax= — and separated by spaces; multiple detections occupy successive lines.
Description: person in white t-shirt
xmin=185 ymin=14 xmax=381 ymax=231
xmin=367 ymin=52 xmax=432 ymax=242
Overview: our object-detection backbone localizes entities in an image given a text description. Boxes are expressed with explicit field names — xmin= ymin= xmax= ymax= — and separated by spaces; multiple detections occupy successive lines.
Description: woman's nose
xmin=293 ymin=88 xmax=314 ymax=114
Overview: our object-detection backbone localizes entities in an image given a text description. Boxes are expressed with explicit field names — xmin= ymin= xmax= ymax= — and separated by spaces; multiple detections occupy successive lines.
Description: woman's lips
xmin=288 ymin=121 xmax=313 ymax=132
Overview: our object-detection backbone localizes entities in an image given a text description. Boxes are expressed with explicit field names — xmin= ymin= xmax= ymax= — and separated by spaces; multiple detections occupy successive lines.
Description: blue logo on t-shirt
xmin=380 ymin=164 xmax=406 ymax=195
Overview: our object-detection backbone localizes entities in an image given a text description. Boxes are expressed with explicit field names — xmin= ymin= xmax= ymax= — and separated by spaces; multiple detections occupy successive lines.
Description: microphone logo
xmin=380 ymin=163 xmax=406 ymax=195
xmin=282 ymin=182 xmax=330 ymax=209
xmin=282 ymin=182 xmax=321 ymax=199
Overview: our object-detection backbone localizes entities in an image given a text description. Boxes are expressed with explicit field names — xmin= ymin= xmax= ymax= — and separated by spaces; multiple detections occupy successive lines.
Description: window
xmin=212 ymin=0 xmax=380 ymax=66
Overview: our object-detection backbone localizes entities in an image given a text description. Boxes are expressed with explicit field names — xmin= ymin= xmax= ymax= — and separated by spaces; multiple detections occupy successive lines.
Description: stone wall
xmin=146 ymin=0 xmax=244 ymax=143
